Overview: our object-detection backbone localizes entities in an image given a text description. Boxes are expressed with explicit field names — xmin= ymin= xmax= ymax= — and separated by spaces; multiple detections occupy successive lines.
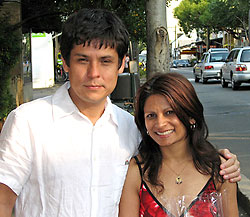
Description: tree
xmin=20 ymin=0 xmax=146 ymax=43
xmin=208 ymin=0 xmax=250 ymax=42
xmin=0 ymin=15 xmax=21 ymax=122
xmin=174 ymin=0 xmax=250 ymax=42
xmin=146 ymin=0 xmax=170 ymax=78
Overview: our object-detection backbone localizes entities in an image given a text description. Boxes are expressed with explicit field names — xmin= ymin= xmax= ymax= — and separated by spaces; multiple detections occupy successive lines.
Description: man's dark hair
xmin=60 ymin=8 xmax=129 ymax=68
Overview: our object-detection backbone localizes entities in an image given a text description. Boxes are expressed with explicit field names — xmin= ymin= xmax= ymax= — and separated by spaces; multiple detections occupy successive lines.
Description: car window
xmin=226 ymin=50 xmax=235 ymax=62
xmin=204 ymin=54 xmax=209 ymax=62
xmin=240 ymin=49 xmax=250 ymax=62
xmin=233 ymin=50 xmax=240 ymax=61
xmin=210 ymin=52 xmax=228 ymax=62
xmin=179 ymin=59 xmax=189 ymax=63
xmin=200 ymin=54 xmax=206 ymax=62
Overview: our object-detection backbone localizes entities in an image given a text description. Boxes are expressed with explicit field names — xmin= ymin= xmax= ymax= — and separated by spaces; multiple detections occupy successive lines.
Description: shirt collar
xmin=52 ymin=82 xmax=118 ymax=127
xmin=52 ymin=82 xmax=78 ymax=121
xmin=99 ymin=97 xmax=118 ymax=127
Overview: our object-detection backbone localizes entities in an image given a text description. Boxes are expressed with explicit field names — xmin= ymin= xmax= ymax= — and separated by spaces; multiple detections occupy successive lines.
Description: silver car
xmin=193 ymin=50 xmax=229 ymax=84
xmin=221 ymin=47 xmax=250 ymax=90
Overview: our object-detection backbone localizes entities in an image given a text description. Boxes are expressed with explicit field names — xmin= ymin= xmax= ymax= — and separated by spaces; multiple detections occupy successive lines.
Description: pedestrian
xmin=0 ymin=9 xmax=240 ymax=217
xmin=124 ymin=54 xmax=130 ymax=73
xmin=119 ymin=72 xmax=238 ymax=217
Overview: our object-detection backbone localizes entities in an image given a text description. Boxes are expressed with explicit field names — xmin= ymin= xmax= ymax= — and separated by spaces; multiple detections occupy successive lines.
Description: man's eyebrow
xmin=100 ymin=55 xmax=114 ymax=59
xmin=74 ymin=53 xmax=88 ymax=57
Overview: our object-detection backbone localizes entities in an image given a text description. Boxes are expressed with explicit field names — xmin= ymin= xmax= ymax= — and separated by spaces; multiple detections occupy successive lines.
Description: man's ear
xmin=62 ymin=57 xmax=69 ymax=72
xmin=118 ymin=56 xmax=126 ymax=74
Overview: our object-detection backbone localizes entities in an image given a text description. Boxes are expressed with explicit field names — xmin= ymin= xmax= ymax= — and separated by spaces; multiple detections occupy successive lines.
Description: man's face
xmin=63 ymin=42 xmax=125 ymax=111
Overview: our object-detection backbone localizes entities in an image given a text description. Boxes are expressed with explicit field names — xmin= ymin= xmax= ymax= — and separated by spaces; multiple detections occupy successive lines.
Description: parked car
xmin=193 ymin=49 xmax=229 ymax=83
xmin=170 ymin=59 xmax=178 ymax=68
xmin=220 ymin=47 xmax=250 ymax=90
xmin=176 ymin=59 xmax=191 ymax=67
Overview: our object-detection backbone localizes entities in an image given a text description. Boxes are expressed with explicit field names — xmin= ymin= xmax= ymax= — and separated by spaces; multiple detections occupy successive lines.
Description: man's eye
xmin=79 ymin=58 xmax=88 ymax=62
xmin=102 ymin=59 xmax=112 ymax=64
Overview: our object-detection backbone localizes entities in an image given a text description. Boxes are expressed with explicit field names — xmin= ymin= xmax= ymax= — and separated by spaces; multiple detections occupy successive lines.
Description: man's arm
xmin=0 ymin=183 xmax=17 ymax=217
xmin=219 ymin=149 xmax=241 ymax=183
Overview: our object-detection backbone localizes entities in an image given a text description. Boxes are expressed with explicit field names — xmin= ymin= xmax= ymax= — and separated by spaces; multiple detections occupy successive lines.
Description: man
xmin=0 ymin=8 xmax=240 ymax=217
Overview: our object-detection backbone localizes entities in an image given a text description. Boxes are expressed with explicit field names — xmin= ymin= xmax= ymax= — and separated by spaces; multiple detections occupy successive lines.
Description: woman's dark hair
xmin=60 ymin=8 xmax=129 ymax=68
xmin=135 ymin=72 xmax=223 ymax=190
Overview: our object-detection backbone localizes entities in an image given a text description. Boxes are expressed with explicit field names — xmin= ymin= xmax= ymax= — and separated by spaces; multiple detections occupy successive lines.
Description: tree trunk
xmin=146 ymin=0 xmax=170 ymax=79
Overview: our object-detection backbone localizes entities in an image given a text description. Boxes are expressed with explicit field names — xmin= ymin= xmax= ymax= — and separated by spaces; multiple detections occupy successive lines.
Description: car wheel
xmin=221 ymin=75 xmax=228 ymax=88
xmin=201 ymin=72 xmax=207 ymax=84
xmin=231 ymin=77 xmax=240 ymax=90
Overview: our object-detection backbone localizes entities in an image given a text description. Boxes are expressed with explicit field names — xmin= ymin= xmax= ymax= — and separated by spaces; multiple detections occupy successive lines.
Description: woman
xmin=119 ymin=72 xmax=238 ymax=217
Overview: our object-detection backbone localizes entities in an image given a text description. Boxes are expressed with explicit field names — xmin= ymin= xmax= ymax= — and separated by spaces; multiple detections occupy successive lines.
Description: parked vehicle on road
xmin=170 ymin=59 xmax=178 ymax=68
xmin=193 ymin=49 xmax=229 ymax=83
xmin=176 ymin=59 xmax=191 ymax=67
xmin=220 ymin=47 xmax=250 ymax=90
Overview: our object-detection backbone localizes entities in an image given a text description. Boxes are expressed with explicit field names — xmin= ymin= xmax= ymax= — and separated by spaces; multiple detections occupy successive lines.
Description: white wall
xmin=31 ymin=33 xmax=54 ymax=88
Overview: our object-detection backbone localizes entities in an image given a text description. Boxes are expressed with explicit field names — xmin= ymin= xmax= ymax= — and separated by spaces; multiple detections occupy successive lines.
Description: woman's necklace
xmin=164 ymin=161 xmax=189 ymax=185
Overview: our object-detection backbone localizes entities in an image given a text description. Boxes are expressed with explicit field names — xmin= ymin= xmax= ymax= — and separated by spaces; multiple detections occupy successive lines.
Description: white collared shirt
xmin=0 ymin=82 xmax=140 ymax=217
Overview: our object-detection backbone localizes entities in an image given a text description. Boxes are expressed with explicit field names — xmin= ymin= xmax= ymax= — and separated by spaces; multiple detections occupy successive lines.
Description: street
xmin=171 ymin=66 xmax=250 ymax=216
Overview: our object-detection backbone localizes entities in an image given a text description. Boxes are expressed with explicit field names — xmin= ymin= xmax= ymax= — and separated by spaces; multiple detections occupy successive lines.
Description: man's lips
xmin=84 ymin=84 xmax=103 ymax=89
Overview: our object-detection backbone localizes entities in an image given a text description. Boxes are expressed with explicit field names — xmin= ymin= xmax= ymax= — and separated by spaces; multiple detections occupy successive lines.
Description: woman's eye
xmin=145 ymin=114 xmax=155 ymax=119
xmin=166 ymin=110 xmax=174 ymax=115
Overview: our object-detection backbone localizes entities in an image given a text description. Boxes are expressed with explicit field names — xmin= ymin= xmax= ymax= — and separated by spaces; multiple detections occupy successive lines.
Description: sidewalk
xmin=32 ymin=83 xmax=250 ymax=215
xmin=32 ymin=83 xmax=62 ymax=100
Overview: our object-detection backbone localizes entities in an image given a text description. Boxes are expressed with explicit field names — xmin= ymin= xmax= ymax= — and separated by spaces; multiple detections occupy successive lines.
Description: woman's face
xmin=144 ymin=94 xmax=189 ymax=149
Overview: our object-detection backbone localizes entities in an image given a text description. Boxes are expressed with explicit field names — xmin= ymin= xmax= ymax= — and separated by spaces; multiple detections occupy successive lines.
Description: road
xmin=171 ymin=66 xmax=250 ymax=216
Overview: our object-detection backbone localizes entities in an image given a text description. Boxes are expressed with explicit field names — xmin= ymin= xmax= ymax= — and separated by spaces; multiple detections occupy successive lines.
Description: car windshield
xmin=210 ymin=52 xmax=228 ymax=62
xmin=240 ymin=50 xmax=250 ymax=62
xmin=178 ymin=59 xmax=189 ymax=63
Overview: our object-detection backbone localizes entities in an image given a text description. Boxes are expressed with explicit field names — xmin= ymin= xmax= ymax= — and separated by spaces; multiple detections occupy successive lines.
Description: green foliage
xmin=21 ymin=0 xmax=147 ymax=43
xmin=0 ymin=15 xmax=21 ymax=120
xmin=174 ymin=0 xmax=209 ymax=35
xmin=174 ymin=0 xmax=250 ymax=39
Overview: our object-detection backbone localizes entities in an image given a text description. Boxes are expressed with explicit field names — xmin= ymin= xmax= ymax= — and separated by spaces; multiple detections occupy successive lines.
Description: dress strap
xmin=133 ymin=156 xmax=143 ymax=178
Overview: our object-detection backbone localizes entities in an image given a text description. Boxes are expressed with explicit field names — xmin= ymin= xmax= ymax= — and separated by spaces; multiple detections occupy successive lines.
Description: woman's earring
xmin=190 ymin=123 xmax=196 ymax=130
xmin=147 ymin=130 xmax=149 ymax=135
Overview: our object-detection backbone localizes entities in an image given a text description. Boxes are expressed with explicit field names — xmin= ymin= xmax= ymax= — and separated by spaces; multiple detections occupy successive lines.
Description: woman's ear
xmin=189 ymin=118 xmax=197 ymax=130
xmin=189 ymin=118 xmax=196 ymax=125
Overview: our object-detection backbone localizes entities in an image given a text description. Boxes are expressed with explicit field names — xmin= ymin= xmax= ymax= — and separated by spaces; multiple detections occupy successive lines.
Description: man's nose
xmin=87 ymin=62 xmax=100 ymax=78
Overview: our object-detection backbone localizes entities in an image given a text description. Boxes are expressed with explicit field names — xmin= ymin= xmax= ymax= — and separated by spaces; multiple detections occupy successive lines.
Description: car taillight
xmin=236 ymin=64 xmax=247 ymax=71
xmin=205 ymin=65 xmax=214 ymax=70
